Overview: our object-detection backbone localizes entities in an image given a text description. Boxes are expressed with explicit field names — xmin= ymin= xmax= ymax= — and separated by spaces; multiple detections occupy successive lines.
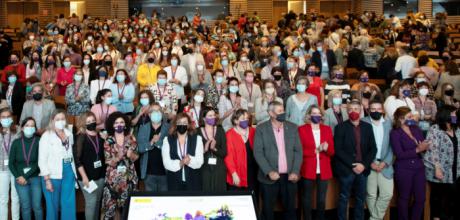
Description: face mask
xmin=171 ymin=59 xmax=178 ymax=66
xmin=229 ymin=85 xmax=239 ymax=93
xmin=140 ymin=98 xmax=150 ymax=106
xmin=105 ymin=61 xmax=112 ymax=66
xmin=287 ymin=62 xmax=294 ymax=69
xmin=136 ymin=49 xmax=143 ymax=55
xmin=451 ymin=116 xmax=457 ymax=125
xmin=362 ymin=92 xmax=372 ymax=99
xmin=150 ymin=111 xmax=163 ymax=123
xmin=176 ymin=125 xmax=188 ymax=134
xmin=215 ymin=76 xmax=224 ymax=84
xmin=317 ymin=46 xmax=323 ymax=52
xmin=148 ymin=57 xmax=155 ymax=63
xmin=58 ymin=39 xmax=63 ymax=44
xmin=310 ymin=115 xmax=322 ymax=124
xmin=402 ymin=89 xmax=411 ymax=97
xmin=32 ymin=93 xmax=43 ymax=101
xmin=157 ymin=78 xmax=167 ymax=86
xmin=138 ymin=34 xmax=144 ymax=38
xmin=369 ymin=111 xmax=382 ymax=120
xmin=404 ymin=119 xmax=417 ymax=126
xmin=104 ymin=97 xmax=113 ymax=105
xmin=276 ymin=51 xmax=282 ymax=57
xmin=104 ymin=45 xmax=110 ymax=51
xmin=273 ymin=75 xmax=282 ymax=81
xmin=23 ymin=127 xmax=36 ymax=138
xmin=240 ymin=56 xmax=249 ymax=62
xmin=29 ymin=36 xmax=35 ymax=41
xmin=307 ymin=71 xmax=316 ymax=77
xmin=419 ymin=88 xmax=429 ymax=96
xmin=276 ymin=113 xmax=286 ymax=122
xmin=54 ymin=120 xmax=66 ymax=130
xmin=83 ymin=59 xmax=90 ymax=65
xmin=239 ymin=120 xmax=249 ymax=129
xmin=115 ymin=125 xmax=125 ymax=133
xmin=348 ymin=111 xmax=360 ymax=121
xmin=416 ymin=77 xmax=426 ymax=83
xmin=116 ymin=75 xmax=126 ymax=83
xmin=265 ymin=87 xmax=275 ymax=94
xmin=300 ymin=43 xmax=306 ymax=48
xmin=121 ymin=38 xmax=127 ymax=44
xmin=197 ymin=64 xmax=204 ymax=71
xmin=332 ymin=97 xmax=342 ymax=105
xmin=74 ymin=74 xmax=83 ymax=82
xmin=162 ymin=50 xmax=169 ymax=56
xmin=190 ymin=93 xmax=203 ymax=103
xmin=8 ymin=76 xmax=17 ymax=84
xmin=63 ymin=61 xmax=71 ymax=68
xmin=360 ymin=77 xmax=369 ymax=83
xmin=86 ymin=122 xmax=97 ymax=131
xmin=293 ymin=51 xmax=300 ymax=57
xmin=48 ymin=60 xmax=55 ymax=66
xmin=296 ymin=84 xmax=307 ymax=93
xmin=155 ymin=42 xmax=161 ymax=48
xmin=335 ymin=73 xmax=344 ymax=80
xmin=97 ymin=47 xmax=104 ymax=53
xmin=99 ymin=71 xmax=108 ymax=78
xmin=445 ymin=89 xmax=454 ymax=97
xmin=221 ymin=59 xmax=229 ymax=66
xmin=1 ymin=118 xmax=13 ymax=128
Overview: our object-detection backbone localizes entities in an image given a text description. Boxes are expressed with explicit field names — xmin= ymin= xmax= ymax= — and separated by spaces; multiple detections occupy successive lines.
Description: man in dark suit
xmin=311 ymin=40 xmax=337 ymax=80
xmin=253 ymin=101 xmax=303 ymax=220
xmin=334 ymin=99 xmax=377 ymax=220
xmin=347 ymin=41 xmax=366 ymax=70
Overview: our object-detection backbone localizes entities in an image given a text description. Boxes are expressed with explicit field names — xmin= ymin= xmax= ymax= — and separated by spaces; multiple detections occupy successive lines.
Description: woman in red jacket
xmin=224 ymin=109 xmax=256 ymax=192
xmin=298 ymin=104 xmax=335 ymax=220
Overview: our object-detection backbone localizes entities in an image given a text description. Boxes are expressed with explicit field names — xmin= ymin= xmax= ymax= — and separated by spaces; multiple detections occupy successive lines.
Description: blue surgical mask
xmin=296 ymin=84 xmax=307 ymax=93
xmin=229 ymin=85 xmax=239 ymax=93
xmin=0 ymin=118 xmax=13 ymax=128
xmin=23 ymin=127 xmax=36 ymax=138
xmin=221 ymin=59 xmax=229 ymax=66
xmin=215 ymin=76 xmax=224 ymax=84
xmin=287 ymin=62 xmax=294 ymax=69
xmin=104 ymin=97 xmax=113 ymax=105
xmin=332 ymin=97 xmax=342 ymax=106
xmin=140 ymin=98 xmax=150 ymax=106
xmin=157 ymin=78 xmax=167 ymax=85
xmin=171 ymin=59 xmax=178 ymax=66
xmin=8 ymin=76 xmax=17 ymax=84
xmin=293 ymin=51 xmax=300 ymax=57
xmin=317 ymin=46 xmax=323 ymax=52
xmin=116 ymin=75 xmax=126 ymax=83
xmin=63 ymin=61 xmax=71 ymax=68
xmin=150 ymin=111 xmax=163 ymax=123
xmin=74 ymin=74 xmax=83 ymax=82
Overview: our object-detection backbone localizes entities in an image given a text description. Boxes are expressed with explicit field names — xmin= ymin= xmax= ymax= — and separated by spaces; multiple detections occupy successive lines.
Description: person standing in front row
xmin=38 ymin=109 xmax=77 ymax=220
xmin=390 ymin=106 xmax=429 ymax=220
xmin=363 ymin=100 xmax=394 ymax=220
xmin=334 ymin=100 xmax=377 ymax=220
xmin=253 ymin=101 xmax=303 ymax=220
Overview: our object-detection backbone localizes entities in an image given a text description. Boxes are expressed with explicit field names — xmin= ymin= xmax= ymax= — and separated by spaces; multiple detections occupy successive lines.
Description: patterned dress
xmin=102 ymin=135 xmax=138 ymax=220
xmin=65 ymin=82 xmax=91 ymax=116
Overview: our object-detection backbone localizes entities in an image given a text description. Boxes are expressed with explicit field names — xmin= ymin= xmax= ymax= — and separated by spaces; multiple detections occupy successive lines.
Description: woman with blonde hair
xmin=255 ymin=80 xmax=283 ymax=124
xmin=323 ymin=90 xmax=348 ymax=134
xmin=335 ymin=39 xmax=349 ymax=67
xmin=73 ymin=111 xmax=105 ymax=220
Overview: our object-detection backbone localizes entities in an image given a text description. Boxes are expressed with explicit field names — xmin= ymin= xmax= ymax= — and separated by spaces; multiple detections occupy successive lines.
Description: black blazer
xmin=333 ymin=120 xmax=377 ymax=177
xmin=1 ymin=82 xmax=25 ymax=117
xmin=347 ymin=48 xmax=366 ymax=70
xmin=311 ymin=49 xmax=337 ymax=77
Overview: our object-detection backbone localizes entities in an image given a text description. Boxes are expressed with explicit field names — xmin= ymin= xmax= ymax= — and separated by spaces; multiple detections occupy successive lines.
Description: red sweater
xmin=298 ymin=123 xmax=335 ymax=180
xmin=2 ymin=64 xmax=26 ymax=84
xmin=224 ymin=127 xmax=255 ymax=187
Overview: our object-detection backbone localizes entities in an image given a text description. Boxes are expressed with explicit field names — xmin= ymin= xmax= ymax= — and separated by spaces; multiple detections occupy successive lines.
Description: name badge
xmin=94 ymin=160 xmax=102 ymax=169
xmin=3 ymin=160 xmax=8 ymax=166
xmin=247 ymin=102 xmax=254 ymax=108
xmin=117 ymin=165 xmax=127 ymax=173
xmin=158 ymin=100 xmax=166 ymax=108
xmin=23 ymin=167 xmax=31 ymax=174
xmin=63 ymin=157 xmax=73 ymax=163
xmin=208 ymin=158 xmax=217 ymax=165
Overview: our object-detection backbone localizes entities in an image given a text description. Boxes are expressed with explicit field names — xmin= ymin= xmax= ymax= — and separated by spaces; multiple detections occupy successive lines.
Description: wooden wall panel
xmin=306 ymin=0 xmax=320 ymax=13
xmin=248 ymin=0 xmax=273 ymax=24
xmin=320 ymin=1 xmax=351 ymax=17
xmin=0 ymin=0 xmax=7 ymax=28
xmin=418 ymin=0 xmax=432 ymax=19
xmin=273 ymin=1 xmax=288 ymax=25
xmin=111 ymin=0 xmax=129 ymax=19
xmin=360 ymin=0 xmax=383 ymax=16
xmin=229 ymin=0 xmax=247 ymax=18
xmin=85 ymin=0 xmax=110 ymax=19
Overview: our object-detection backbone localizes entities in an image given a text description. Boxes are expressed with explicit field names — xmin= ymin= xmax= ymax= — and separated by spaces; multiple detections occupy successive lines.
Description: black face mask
xmin=105 ymin=61 xmax=112 ymax=66
xmin=147 ymin=57 xmax=155 ymax=63
xmin=32 ymin=93 xmax=43 ymax=101
xmin=273 ymin=75 xmax=282 ymax=81
xmin=177 ymin=125 xmax=188 ymax=134
xmin=86 ymin=122 xmax=97 ymax=131
xmin=362 ymin=92 xmax=372 ymax=99
xmin=369 ymin=111 xmax=382 ymax=120
xmin=445 ymin=89 xmax=454 ymax=97
xmin=276 ymin=112 xmax=286 ymax=122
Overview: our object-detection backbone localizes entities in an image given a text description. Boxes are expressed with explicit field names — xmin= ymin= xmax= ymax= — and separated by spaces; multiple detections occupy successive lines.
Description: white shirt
xmin=218 ymin=96 xmax=249 ymax=131
xmin=384 ymin=95 xmax=416 ymax=120
xmin=38 ymin=129 xmax=76 ymax=179
xmin=371 ymin=118 xmax=385 ymax=160
xmin=312 ymin=128 xmax=321 ymax=174
xmin=161 ymin=135 xmax=204 ymax=182
xmin=395 ymin=55 xmax=417 ymax=79
xmin=90 ymin=79 xmax=112 ymax=104
xmin=164 ymin=65 xmax=188 ymax=100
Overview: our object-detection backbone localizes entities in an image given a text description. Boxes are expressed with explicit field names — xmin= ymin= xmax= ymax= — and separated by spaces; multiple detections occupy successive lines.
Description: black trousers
xmin=260 ymin=174 xmax=297 ymax=220
xmin=302 ymin=176 xmax=328 ymax=220
xmin=430 ymin=181 xmax=456 ymax=219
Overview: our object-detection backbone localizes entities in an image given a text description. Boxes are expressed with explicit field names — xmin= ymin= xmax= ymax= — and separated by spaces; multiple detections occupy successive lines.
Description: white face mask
xmin=54 ymin=120 xmax=66 ymax=130
xmin=194 ymin=95 xmax=204 ymax=103
xmin=419 ymin=88 xmax=429 ymax=96
xmin=265 ymin=87 xmax=275 ymax=94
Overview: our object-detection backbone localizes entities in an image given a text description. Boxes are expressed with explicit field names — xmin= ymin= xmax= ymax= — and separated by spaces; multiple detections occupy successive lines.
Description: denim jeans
xmin=15 ymin=176 xmax=43 ymax=220
xmin=144 ymin=175 xmax=168 ymax=192
xmin=302 ymin=177 xmax=329 ymax=220
xmin=78 ymin=178 xmax=104 ymax=220
xmin=337 ymin=173 xmax=367 ymax=220
xmin=41 ymin=162 xmax=76 ymax=220
xmin=0 ymin=170 xmax=20 ymax=220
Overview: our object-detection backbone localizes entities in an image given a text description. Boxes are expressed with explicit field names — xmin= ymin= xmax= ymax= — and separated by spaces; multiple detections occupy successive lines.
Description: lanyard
xmin=98 ymin=80 xmax=106 ymax=90
xmin=201 ymin=127 xmax=216 ymax=140
xmin=245 ymin=83 xmax=253 ymax=102
xmin=21 ymin=137 xmax=36 ymax=167
xmin=55 ymin=132 xmax=70 ymax=151
xmin=178 ymin=137 xmax=187 ymax=159
xmin=117 ymin=84 xmax=126 ymax=96
xmin=333 ymin=110 xmax=343 ymax=124
xmin=86 ymin=134 xmax=100 ymax=160
xmin=157 ymin=85 xmax=166 ymax=100
xmin=171 ymin=67 xmax=177 ymax=79
xmin=2 ymin=133 xmax=11 ymax=154
xmin=74 ymin=83 xmax=81 ymax=96
xmin=100 ymin=104 xmax=110 ymax=121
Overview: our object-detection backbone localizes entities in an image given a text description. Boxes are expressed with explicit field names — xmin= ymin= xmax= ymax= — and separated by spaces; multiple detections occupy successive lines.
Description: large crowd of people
xmin=0 ymin=8 xmax=459 ymax=220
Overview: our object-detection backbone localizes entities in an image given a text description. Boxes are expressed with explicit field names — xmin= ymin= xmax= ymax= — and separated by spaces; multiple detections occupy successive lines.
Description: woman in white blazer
xmin=38 ymin=109 xmax=77 ymax=220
